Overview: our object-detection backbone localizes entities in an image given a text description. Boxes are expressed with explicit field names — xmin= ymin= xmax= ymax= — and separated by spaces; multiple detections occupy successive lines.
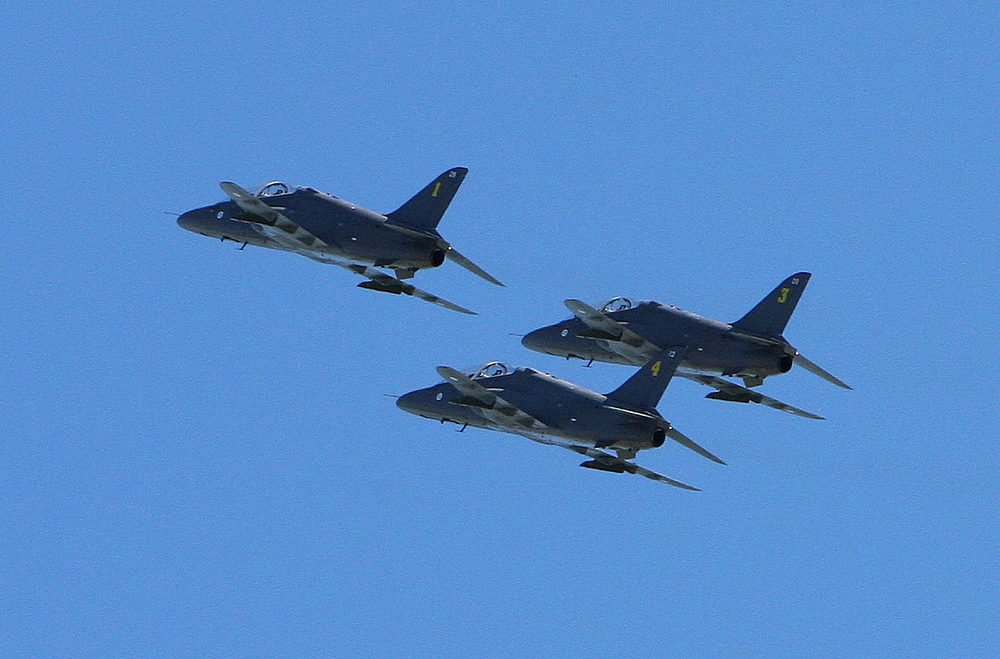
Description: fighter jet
xmin=396 ymin=347 xmax=721 ymax=490
xmin=177 ymin=167 xmax=502 ymax=314
xmin=520 ymin=273 xmax=850 ymax=419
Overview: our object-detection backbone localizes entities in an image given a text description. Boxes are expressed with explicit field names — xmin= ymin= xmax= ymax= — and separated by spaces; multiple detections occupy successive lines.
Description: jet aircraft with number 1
xmin=177 ymin=167 xmax=501 ymax=314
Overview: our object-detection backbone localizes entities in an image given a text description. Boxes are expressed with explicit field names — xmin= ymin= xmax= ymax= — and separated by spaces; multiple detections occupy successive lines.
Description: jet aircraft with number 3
xmin=177 ymin=167 xmax=501 ymax=314
xmin=396 ymin=347 xmax=722 ymax=490
xmin=521 ymin=273 xmax=850 ymax=419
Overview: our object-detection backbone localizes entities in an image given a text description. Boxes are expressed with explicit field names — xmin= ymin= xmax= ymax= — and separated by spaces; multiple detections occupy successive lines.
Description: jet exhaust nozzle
xmin=430 ymin=248 xmax=446 ymax=267
xmin=651 ymin=427 xmax=667 ymax=448
xmin=779 ymin=354 xmax=794 ymax=373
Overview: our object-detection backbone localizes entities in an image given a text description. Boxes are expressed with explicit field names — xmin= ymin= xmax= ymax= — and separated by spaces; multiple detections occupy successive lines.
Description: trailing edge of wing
xmin=446 ymin=246 xmax=504 ymax=287
xmin=569 ymin=446 xmax=699 ymax=491
xmin=679 ymin=373 xmax=825 ymax=420
xmin=344 ymin=265 xmax=476 ymax=315
xmin=794 ymin=353 xmax=852 ymax=390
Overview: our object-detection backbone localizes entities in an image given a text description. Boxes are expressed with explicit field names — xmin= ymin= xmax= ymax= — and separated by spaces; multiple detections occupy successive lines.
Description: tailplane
xmin=386 ymin=167 xmax=468 ymax=232
xmin=605 ymin=346 xmax=686 ymax=410
xmin=731 ymin=272 xmax=811 ymax=337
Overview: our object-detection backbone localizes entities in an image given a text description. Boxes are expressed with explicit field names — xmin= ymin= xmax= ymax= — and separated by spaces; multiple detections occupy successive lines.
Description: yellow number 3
xmin=777 ymin=288 xmax=789 ymax=304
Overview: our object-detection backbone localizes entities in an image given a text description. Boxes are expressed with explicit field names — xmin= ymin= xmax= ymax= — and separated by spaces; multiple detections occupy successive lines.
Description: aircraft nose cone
xmin=176 ymin=210 xmax=201 ymax=232
xmin=396 ymin=389 xmax=434 ymax=416
xmin=521 ymin=327 xmax=556 ymax=353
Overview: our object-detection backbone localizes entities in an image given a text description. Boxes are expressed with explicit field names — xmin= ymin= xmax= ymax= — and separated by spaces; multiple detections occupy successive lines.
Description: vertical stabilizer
xmin=386 ymin=167 xmax=468 ymax=232
xmin=731 ymin=272 xmax=811 ymax=337
xmin=605 ymin=347 xmax=687 ymax=410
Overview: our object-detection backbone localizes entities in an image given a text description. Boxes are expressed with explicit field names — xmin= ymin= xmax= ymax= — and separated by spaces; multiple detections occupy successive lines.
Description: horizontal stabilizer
xmin=445 ymin=245 xmax=504 ymax=286
xmin=666 ymin=426 xmax=726 ymax=465
xmin=794 ymin=353 xmax=852 ymax=390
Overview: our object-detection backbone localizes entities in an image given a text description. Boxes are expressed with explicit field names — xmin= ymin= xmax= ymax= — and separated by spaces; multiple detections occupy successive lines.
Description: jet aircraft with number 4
xmin=521 ymin=273 xmax=850 ymax=419
xmin=177 ymin=167 xmax=502 ymax=314
xmin=396 ymin=346 xmax=721 ymax=490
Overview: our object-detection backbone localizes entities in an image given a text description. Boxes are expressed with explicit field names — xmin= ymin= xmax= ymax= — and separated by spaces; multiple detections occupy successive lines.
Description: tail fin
xmin=731 ymin=272 xmax=811 ymax=337
xmin=606 ymin=346 xmax=686 ymax=410
xmin=386 ymin=167 xmax=468 ymax=232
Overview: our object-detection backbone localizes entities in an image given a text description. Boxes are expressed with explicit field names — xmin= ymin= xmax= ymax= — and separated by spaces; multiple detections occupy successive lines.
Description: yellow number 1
xmin=777 ymin=288 xmax=789 ymax=303
xmin=432 ymin=182 xmax=442 ymax=197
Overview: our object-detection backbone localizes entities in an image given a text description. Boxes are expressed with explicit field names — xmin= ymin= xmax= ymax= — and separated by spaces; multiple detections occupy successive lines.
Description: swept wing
xmin=564 ymin=299 xmax=660 ymax=363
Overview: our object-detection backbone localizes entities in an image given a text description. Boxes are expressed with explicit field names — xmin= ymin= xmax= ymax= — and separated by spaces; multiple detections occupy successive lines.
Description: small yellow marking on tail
xmin=651 ymin=361 xmax=662 ymax=377
xmin=432 ymin=182 xmax=442 ymax=197
xmin=777 ymin=287 xmax=789 ymax=303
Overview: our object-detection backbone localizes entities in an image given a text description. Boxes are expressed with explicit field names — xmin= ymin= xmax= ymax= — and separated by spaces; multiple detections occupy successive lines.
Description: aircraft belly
xmin=680 ymin=352 xmax=783 ymax=378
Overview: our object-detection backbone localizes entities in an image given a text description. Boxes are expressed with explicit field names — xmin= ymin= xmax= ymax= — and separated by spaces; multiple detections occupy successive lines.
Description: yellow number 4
xmin=651 ymin=360 xmax=662 ymax=376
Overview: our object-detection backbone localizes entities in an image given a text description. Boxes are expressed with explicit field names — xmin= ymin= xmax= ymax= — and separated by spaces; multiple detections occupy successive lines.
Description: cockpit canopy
xmin=465 ymin=362 xmax=510 ymax=379
xmin=256 ymin=181 xmax=291 ymax=197
xmin=254 ymin=182 xmax=329 ymax=198
xmin=600 ymin=296 xmax=634 ymax=313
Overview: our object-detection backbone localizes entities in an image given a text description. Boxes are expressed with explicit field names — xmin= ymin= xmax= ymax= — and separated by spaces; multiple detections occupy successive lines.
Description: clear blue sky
xmin=3 ymin=2 xmax=998 ymax=657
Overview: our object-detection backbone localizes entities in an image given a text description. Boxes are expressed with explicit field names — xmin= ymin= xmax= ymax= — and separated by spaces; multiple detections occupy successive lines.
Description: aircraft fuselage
xmin=522 ymin=302 xmax=794 ymax=379
xmin=396 ymin=367 xmax=669 ymax=452
xmin=178 ymin=187 xmax=447 ymax=270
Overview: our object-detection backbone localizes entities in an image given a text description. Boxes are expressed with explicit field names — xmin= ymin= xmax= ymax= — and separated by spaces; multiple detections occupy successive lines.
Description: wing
xmin=564 ymin=299 xmax=659 ymax=364
xmin=569 ymin=446 xmax=700 ymax=491
xmin=678 ymin=372 xmax=824 ymax=420
xmin=436 ymin=367 xmax=547 ymax=431
xmin=220 ymin=182 xmax=476 ymax=315
xmin=344 ymin=264 xmax=475 ymax=315
xmin=220 ymin=182 xmax=329 ymax=250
